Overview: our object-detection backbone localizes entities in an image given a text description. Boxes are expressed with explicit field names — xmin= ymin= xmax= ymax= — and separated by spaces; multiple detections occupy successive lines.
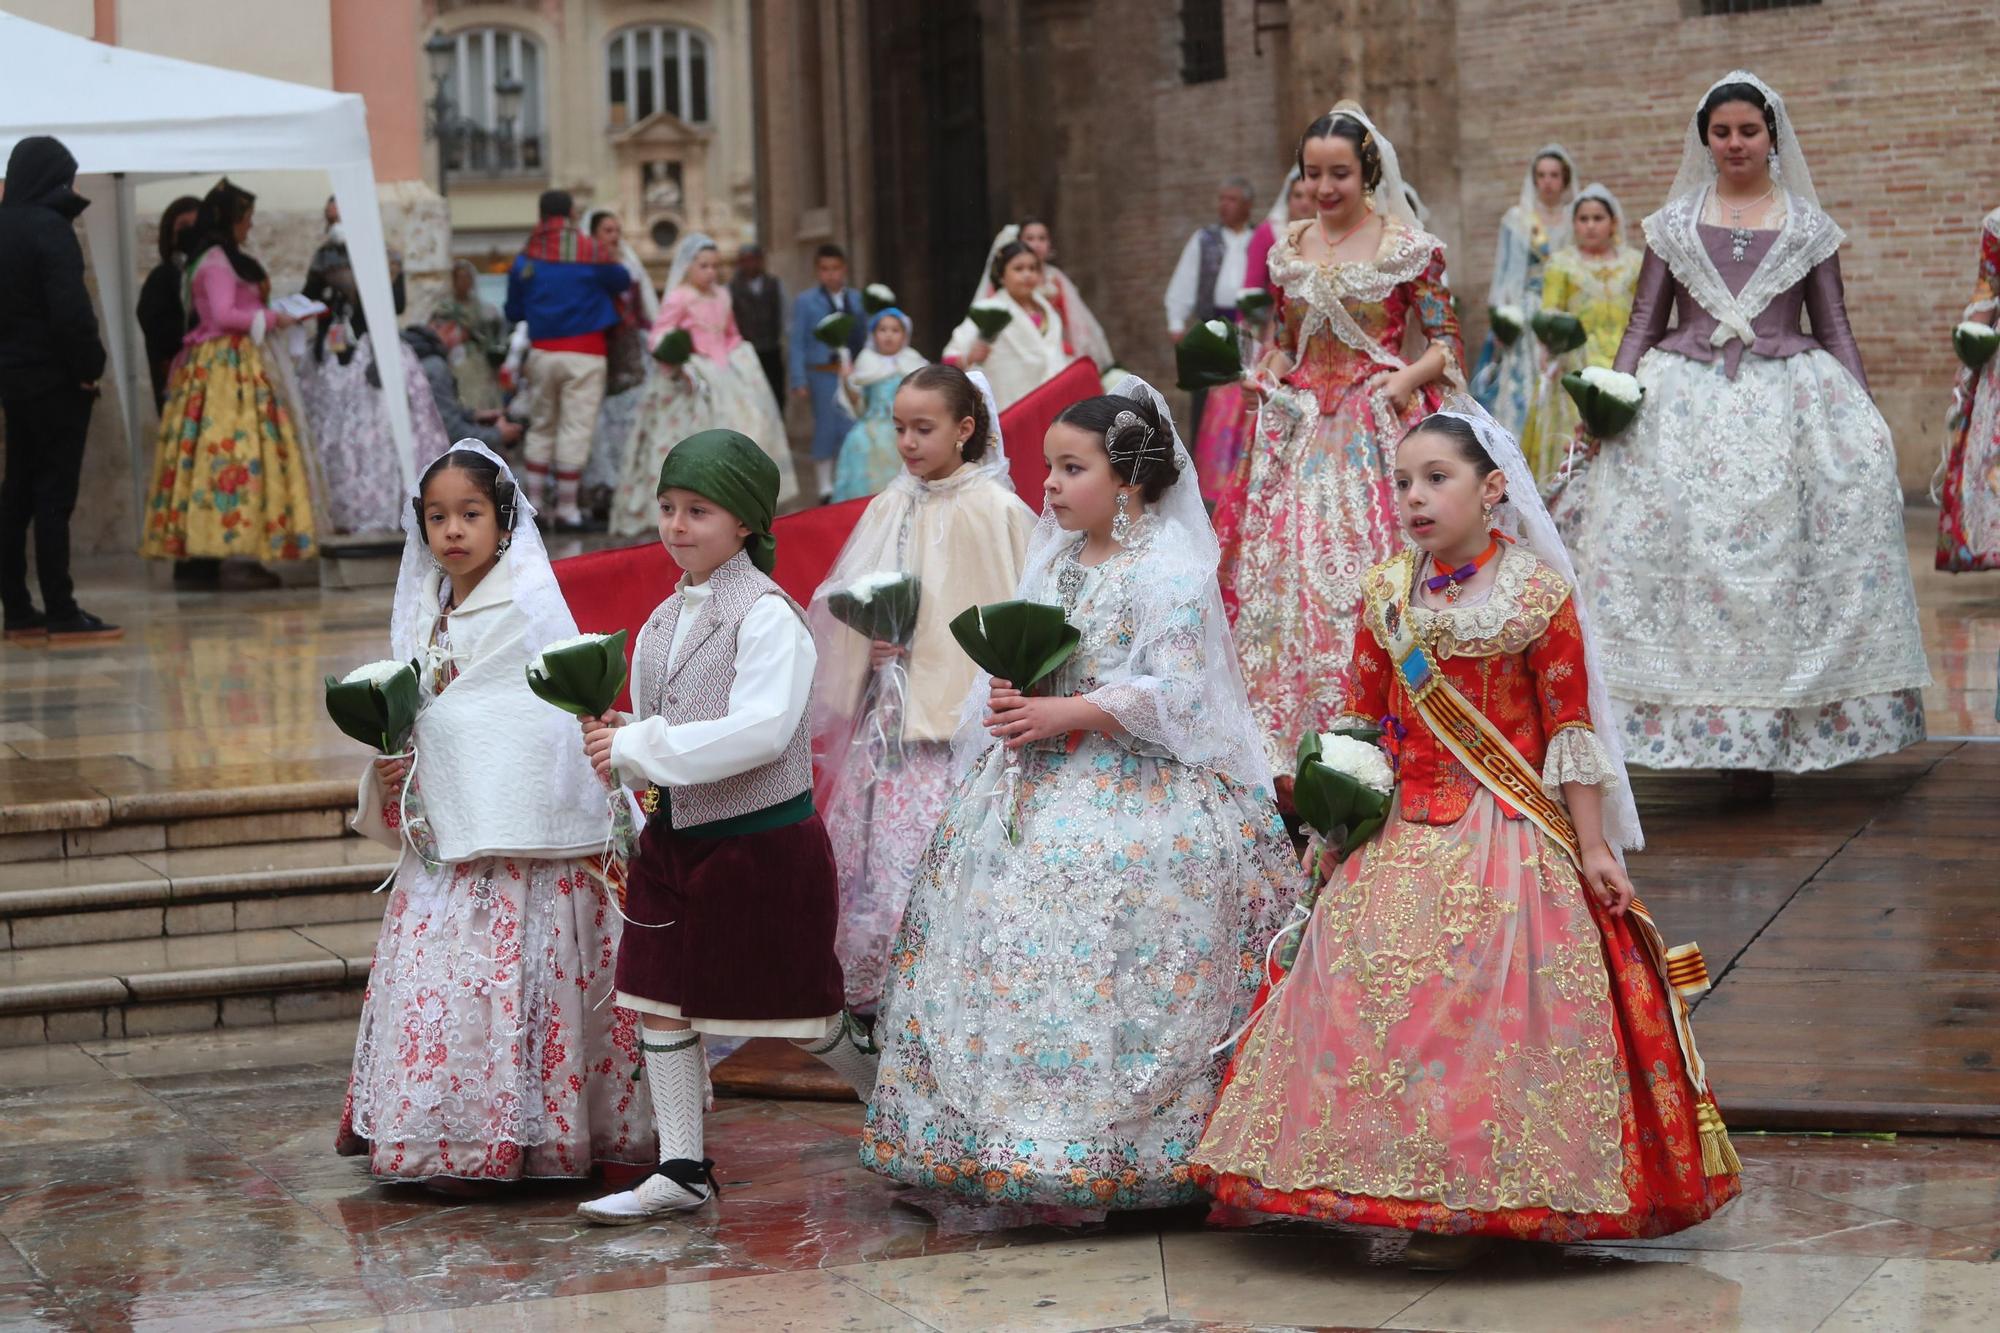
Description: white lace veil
xmin=958 ymin=373 xmax=1274 ymax=793
xmin=391 ymin=440 xmax=600 ymax=825
xmin=1432 ymin=398 xmax=1643 ymax=855
xmin=582 ymin=206 xmax=660 ymax=324
xmin=665 ymin=230 xmax=720 ymax=296
xmin=1517 ymin=142 xmax=1579 ymax=218
xmin=1322 ymin=101 xmax=1419 ymax=230
xmin=968 ymin=223 xmax=1021 ymax=306
xmin=1572 ymin=181 xmax=1624 ymax=223
xmin=1665 ymin=70 xmax=1820 ymax=210
xmin=1265 ymin=167 xmax=1302 ymax=227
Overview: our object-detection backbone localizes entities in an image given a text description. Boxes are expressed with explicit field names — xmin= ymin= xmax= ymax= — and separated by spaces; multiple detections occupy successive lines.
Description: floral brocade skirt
xmin=861 ymin=737 xmax=1297 ymax=1212
xmin=337 ymin=853 xmax=655 ymax=1182
xmin=142 ymin=335 xmax=316 ymax=561
xmin=1937 ymin=353 xmax=2000 ymax=572
xmin=1574 ymin=349 xmax=1929 ymax=772
xmin=823 ymin=739 xmax=956 ymax=1012
xmin=1224 ymin=376 xmax=1443 ymax=773
xmin=1193 ymin=791 xmax=1741 ymax=1240
xmin=1192 ymin=381 xmax=1254 ymax=504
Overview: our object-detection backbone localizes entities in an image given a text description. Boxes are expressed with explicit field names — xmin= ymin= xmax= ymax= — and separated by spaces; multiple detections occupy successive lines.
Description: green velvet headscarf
xmin=656 ymin=429 xmax=779 ymax=573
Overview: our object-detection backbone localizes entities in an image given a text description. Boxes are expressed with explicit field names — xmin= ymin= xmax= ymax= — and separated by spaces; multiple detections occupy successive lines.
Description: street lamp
xmin=424 ymin=31 xmax=458 ymax=197
xmin=494 ymin=75 xmax=525 ymax=173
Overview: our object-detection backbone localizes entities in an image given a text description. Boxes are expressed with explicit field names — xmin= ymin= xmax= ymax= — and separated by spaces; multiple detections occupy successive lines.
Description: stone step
xmin=0 ymin=837 xmax=393 ymax=948
xmin=0 ymin=777 xmax=357 ymax=864
xmin=0 ymin=920 xmax=379 ymax=1048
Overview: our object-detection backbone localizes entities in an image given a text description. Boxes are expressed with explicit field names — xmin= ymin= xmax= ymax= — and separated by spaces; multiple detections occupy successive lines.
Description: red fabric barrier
xmin=552 ymin=359 xmax=1099 ymax=711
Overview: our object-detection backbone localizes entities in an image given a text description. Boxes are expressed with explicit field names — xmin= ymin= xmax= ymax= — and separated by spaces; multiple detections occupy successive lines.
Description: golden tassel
xmin=1697 ymin=1098 xmax=1742 ymax=1176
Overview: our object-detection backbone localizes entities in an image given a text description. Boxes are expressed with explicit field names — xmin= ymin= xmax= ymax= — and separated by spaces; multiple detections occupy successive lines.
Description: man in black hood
xmin=0 ymin=135 xmax=118 ymax=642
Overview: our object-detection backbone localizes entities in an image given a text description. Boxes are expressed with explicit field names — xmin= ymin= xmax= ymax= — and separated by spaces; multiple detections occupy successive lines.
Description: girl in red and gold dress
xmin=1193 ymin=401 xmax=1739 ymax=1267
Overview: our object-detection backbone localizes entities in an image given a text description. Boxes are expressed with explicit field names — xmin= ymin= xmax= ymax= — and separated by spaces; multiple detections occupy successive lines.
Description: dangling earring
xmin=496 ymin=535 xmax=512 ymax=554
xmin=1112 ymin=492 xmax=1131 ymax=542
xmin=1481 ymin=500 xmax=1495 ymax=527
xmin=958 ymin=430 xmax=970 ymax=457
xmin=1767 ymin=148 xmax=1780 ymax=182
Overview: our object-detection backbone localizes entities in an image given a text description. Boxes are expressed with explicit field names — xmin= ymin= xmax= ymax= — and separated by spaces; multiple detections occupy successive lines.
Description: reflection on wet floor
xmin=0 ymin=1023 xmax=1997 ymax=1331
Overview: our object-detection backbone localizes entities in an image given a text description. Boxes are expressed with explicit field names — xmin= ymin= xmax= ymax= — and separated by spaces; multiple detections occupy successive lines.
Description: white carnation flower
xmin=530 ymin=632 xmax=611 ymax=675
xmin=844 ymin=571 xmax=910 ymax=605
xmin=1315 ymin=732 xmax=1395 ymax=795
xmin=1957 ymin=319 xmax=1998 ymax=339
xmin=866 ymin=283 xmax=897 ymax=303
xmin=1492 ymin=303 xmax=1525 ymax=327
xmin=1577 ymin=365 xmax=1643 ymax=406
xmin=971 ymin=298 xmax=1012 ymax=315
xmin=342 ymin=660 xmax=410 ymax=687
xmin=1204 ymin=318 xmax=1230 ymax=339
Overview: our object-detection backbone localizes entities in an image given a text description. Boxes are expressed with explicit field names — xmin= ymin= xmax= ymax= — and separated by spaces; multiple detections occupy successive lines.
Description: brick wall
xmin=1450 ymin=0 xmax=2000 ymax=490
xmin=996 ymin=0 xmax=2000 ymax=489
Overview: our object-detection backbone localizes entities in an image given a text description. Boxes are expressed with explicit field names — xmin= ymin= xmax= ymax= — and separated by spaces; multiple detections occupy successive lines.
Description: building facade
xmin=752 ymin=0 xmax=2000 ymax=491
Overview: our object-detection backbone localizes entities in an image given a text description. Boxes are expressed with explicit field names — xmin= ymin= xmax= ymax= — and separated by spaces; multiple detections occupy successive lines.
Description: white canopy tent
xmin=0 ymin=11 xmax=418 ymax=532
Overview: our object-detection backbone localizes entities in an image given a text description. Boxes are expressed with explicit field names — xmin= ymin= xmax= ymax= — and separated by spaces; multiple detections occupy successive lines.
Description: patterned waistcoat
xmin=640 ymin=551 xmax=814 ymax=829
xmin=1195 ymin=224 xmax=1225 ymax=320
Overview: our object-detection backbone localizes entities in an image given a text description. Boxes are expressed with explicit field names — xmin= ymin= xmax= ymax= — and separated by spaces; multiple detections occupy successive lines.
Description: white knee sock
xmin=643 ymin=1030 xmax=704 ymax=1164
xmin=791 ymin=1012 xmax=879 ymax=1102
xmin=814 ymin=459 xmax=834 ymax=499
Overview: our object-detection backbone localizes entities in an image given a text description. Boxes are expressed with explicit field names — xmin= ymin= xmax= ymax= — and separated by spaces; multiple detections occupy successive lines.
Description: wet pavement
xmin=1 ymin=1022 xmax=1998 ymax=1331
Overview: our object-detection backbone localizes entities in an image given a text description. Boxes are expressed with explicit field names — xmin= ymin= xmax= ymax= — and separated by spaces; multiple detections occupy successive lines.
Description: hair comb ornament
xmin=1106 ymin=410 xmax=1168 ymax=479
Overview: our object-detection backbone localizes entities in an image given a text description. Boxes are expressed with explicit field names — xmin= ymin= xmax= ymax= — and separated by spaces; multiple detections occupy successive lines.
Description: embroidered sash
xmin=1378 ymin=567 xmax=1735 ymax=1153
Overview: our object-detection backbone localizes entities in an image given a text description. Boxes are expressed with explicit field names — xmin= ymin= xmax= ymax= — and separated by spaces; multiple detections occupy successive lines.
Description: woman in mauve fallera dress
xmin=1567 ymin=71 xmax=1929 ymax=794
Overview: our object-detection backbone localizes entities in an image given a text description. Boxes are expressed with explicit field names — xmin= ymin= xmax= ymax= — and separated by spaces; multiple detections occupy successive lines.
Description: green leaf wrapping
xmin=1235 ymin=289 xmax=1274 ymax=320
xmin=967 ymin=304 xmax=1014 ymax=343
xmin=1560 ymin=372 xmax=1643 ymax=441
xmin=323 ymin=662 xmax=422 ymax=754
xmin=651 ymin=327 xmax=694 ymax=366
xmin=1489 ymin=306 xmax=1524 ymax=347
xmin=1531 ymin=310 xmax=1588 ymax=356
xmin=814 ymin=311 xmax=856 ymax=350
xmin=1175 ymin=320 xmax=1244 ymax=391
xmin=523 ymin=629 xmax=630 ymax=718
xmin=947 ymin=600 xmax=1080 ymax=695
xmin=1954 ymin=323 xmax=1999 ymax=372
xmin=827 ymin=576 xmax=923 ymax=647
xmin=1292 ymin=756 xmax=1391 ymax=857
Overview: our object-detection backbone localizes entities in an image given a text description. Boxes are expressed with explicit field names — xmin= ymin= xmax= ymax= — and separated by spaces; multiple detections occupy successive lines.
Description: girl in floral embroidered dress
xmin=809 ymin=368 xmax=1035 ymax=1014
xmin=338 ymin=443 xmax=653 ymax=1189
xmin=861 ymin=378 xmax=1298 ymax=1218
xmin=1193 ymin=404 xmax=1740 ymax=1268
xmin=1222 ymin=102 xmax=1463 ymax=784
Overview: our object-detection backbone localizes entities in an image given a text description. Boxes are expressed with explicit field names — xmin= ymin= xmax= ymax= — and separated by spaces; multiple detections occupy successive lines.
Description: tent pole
xmin=112 ymin=173 xmax=147 ymax=536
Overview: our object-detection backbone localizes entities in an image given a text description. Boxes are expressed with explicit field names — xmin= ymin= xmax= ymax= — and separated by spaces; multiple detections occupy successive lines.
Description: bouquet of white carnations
xmin=814 ymin=311 xmax=857 ymax=351
xmin=967 ymin=299 xmax=1015 ymax=344
xmin=1561 ymin=366 xmax=1644 ymax=440
xmin=1235 ymin=288 xmax=1275 ymax=322
xmin=524 ymin=631 xmax=631 ymax=718
xmin=863 ymin=283 xmax=898 ymax=316
xmin=1489 ymin=304 xmax=1526 ymax=347
xmin=1271 ymin=728 xmax=1395 ymax=972
xmin=826 ymin=571 xmax=921 ymax=648
xmin=323 ymin=660 xmax=421 ymax=754
xmin=1176 ymin=318 xmax=1243 ymax=390
xmin=1954 ymin=320 xmax=1999 ymax=372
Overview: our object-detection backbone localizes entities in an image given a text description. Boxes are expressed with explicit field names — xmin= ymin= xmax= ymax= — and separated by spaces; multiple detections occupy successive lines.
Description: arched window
xmin=439 ymin=26 xmax=545 ymax=175
xmin=607 ymin=23 xmax=712 ymax=128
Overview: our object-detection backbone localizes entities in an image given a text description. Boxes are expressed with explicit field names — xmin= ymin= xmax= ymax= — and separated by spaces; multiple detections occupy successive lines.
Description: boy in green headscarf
xmin=577 ymin=429 xmax=875 ymax=1224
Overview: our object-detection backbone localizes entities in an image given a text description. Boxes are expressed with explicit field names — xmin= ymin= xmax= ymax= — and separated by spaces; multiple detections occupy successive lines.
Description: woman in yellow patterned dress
xmin=1520 ymin=184 xmax=1642 ymax=482
xmin=141 ymin=180 xmax=315 ymax=574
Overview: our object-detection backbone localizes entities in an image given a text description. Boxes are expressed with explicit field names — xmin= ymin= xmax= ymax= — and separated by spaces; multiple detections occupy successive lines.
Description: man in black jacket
xmin=0 ymin=136 xmax=118 ymax=642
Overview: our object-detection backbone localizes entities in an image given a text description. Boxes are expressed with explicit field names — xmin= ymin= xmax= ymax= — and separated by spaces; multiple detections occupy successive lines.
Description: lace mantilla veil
xmin=951 ymin=373 xmax=1275 ymax=795
xmin=665 ymin=230 xmax=719 ymax=297
xmin=390 ymin=440 xmax=602 ymax=828
xmin=1517 ymin=142 xmax=1579 ymax=219
xmin=1665 ymin=70 xmax=1820 ymax=210
xmin=1436 ymin=398 xmax=1644 ymax=855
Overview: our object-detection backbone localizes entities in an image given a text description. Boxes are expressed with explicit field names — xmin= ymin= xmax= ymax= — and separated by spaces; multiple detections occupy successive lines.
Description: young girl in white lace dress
xmin=860 ymin=377 xmax=1299 ymax=1216
xmin=337 ymin=442 xmax=653 ymax=1189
